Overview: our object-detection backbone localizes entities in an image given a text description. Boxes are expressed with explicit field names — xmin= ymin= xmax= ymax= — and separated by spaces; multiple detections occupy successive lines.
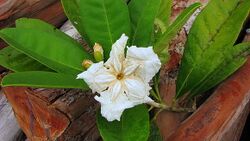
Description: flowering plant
xmin=0 ymin=0 xmax=250 ymax=140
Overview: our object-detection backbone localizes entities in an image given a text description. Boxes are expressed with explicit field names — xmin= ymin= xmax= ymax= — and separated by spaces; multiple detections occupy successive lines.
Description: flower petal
xmin=126 ymin=46 xmax=161 ymax=82
xmin=110 ymin=81 xmax=122 ymax=101
xmin=95 ymin=91 xmax=134 ymax=121
xmin=124 ymin=78 xmax=153 ymax=105
xmin=123 ymin=61 xmax=140 ymax=76
xmin=105 ymin=34 xmax=128 ymax=72
xmin=77 ymin=62 xmax=115 ymax=93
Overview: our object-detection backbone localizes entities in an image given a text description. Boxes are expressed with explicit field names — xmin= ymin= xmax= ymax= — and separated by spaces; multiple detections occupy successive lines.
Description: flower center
xmin=116 ymin=73 xmax=124 ymax=80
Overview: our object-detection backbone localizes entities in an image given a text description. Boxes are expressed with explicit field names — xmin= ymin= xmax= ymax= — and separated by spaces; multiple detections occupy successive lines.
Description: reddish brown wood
xmin=3 ymin=87 xmax=100 ymax=141
xmin=0 ymin=0 xmax=66 ymax=28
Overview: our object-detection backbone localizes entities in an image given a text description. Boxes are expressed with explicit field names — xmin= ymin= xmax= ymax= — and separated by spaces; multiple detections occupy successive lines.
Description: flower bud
xmin=93 ymin=43 xmax=104 ymax=62
xmin=82 ymin=59 xmax=93 ymax=69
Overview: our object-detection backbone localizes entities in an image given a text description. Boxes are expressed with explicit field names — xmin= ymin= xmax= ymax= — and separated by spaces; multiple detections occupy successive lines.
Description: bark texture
xmin=3 ymin=87 xmax=100 ymax=141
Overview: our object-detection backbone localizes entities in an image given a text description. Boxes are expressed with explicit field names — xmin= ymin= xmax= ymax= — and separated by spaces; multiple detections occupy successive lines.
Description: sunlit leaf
xmin=0 ymin=28 xmax=93 ymax=75
xmin=176 ymin=0 xmax=250 ymax=98
xmin=61 ymin=0 xmax=131 ymax=58
xmin=128 ymin=0 xmax=161 ymax=46
xmin=1 ymin=71 xmax=88 ymax=89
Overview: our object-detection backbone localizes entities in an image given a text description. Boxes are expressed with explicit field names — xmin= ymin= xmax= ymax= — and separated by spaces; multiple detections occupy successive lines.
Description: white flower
xmin=77 ymin=34 xmax=161 ymax=121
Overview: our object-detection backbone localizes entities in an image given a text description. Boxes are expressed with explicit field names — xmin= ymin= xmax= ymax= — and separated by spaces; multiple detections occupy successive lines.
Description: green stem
xmin=150 ymin=90 xmax=160 ymax=101
xmin=148 ymin=101 xmax=195 ymax=113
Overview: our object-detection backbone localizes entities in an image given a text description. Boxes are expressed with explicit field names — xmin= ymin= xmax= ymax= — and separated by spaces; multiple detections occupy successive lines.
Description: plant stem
xmin=147 ymin=101 xmax=195 ymax=113
xmin=150 ymin=90 xmax=160 ymax=101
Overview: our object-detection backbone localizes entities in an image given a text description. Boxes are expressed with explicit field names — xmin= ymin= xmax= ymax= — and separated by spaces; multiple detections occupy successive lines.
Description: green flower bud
xmin=93 ymin=43 xmax=104 ymax=62
xmin=82 ymin=59 xmax=93 ymax=69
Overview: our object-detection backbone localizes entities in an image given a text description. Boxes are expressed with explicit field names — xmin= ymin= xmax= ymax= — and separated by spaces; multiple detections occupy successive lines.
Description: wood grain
xmin=0 ymin=90 xmax=25 ymax=141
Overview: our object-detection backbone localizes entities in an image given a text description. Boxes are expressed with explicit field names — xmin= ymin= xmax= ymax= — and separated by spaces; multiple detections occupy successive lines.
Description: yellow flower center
xmin=116 ymin=73 xmax=124 ymax=80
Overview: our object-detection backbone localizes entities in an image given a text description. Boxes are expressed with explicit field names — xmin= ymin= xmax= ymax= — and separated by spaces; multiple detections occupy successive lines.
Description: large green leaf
xmin=176 ymin=0 xmax=250 ymax=98
xmin=190 ymin=42 xmax=250 ymax=97
xmin=154 ymin=2 xmax=201 ymax=54
xmin=128 ymin=0 xmax=161 ymax=46
xmin=1 ymin=71 xmax=88 ymax=89
xmin=61 ymin=0 xmax=131 ymax=58
xmin=0 ymin=47 xmax=51 ymax=72
xmin=0 ymin=28 xmax=93 ymax=75
xmin=97 ymin=105 xmax=149 ymax=141
xmin=16 ymin=18 xmax=56 ymax=31
xmin=15 ymin=18 xmax=79 ymax=44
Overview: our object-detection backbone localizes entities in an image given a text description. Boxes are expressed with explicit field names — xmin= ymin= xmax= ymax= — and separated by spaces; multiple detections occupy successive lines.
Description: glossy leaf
xmin=16 ymin=18 xmax=55 ymax=30
xmin=1 ymin=71 xmax=88 ymax=89
xmin=128 ymin=0 xmax=161 ymax=46
xmin=97 ymin=105 xmax=149 ymax=141
xmin=190 ymin=42 xmax=250 ymax=97
xmin=0 ymin=28 xmax=93 ymax=75
xmin=61 ymin=0 xmax=131 ymax=58
xmin=15 ymin=18 xmax=79 ymax=44
xmin=154 ymin=2 xmax=201 ymax=54
xmin=0 ymin=47 xmax=51 ymax=72
xmin=176 ymin=0 xmax=250 ymax=98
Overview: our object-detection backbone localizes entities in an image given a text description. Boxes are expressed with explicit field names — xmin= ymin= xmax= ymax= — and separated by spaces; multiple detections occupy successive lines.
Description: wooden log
xmin=3 ymin=87 xmax=100 ymax=141
xmin=0 ymin=83 xmax=26 ymax=141
xmin=0 ymin=0 xmax=66 ymax=28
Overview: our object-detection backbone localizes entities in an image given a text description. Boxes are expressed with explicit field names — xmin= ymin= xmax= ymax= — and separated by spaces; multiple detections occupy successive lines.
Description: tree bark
xmin=3 ymin=87 xmax=100 ymax=141
xmin=0 ymin=82 xmax=26 ymax=141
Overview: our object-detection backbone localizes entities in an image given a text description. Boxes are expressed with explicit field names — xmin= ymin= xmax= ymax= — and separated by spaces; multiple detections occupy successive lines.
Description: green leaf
xmin=176 ymin=0 xmax=250 ymax=98
xmin=0 ymin=47 xmax=51 ymax=72
xmin=61 ymin=0 xmax=131 ymax=58
xmin=0 ymin=28 xmax=93 ymax=75
xmin=128 ymin=0 xmax=161 ymax=46
xmin=156 ymin=0 xmax=173 ymax=27
xmin=97 ymin=105 xmax=150 ymax=141
xmin=16 ymin=18 xmax=55 ymax=30
xmin=190 ymin=42 xmax=250 ymax=97
xmin=154 ymin=2 xmax=201 ymax=54
xmin=148 ymin=122 xmax=162 ymax=141
xmin=1 ymin=71 xmax=88 ymax=89
xmin=15 ymin=18 xmax=78 ymax=44
xmin=154 ymin=0 xmax=173 ymax=38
